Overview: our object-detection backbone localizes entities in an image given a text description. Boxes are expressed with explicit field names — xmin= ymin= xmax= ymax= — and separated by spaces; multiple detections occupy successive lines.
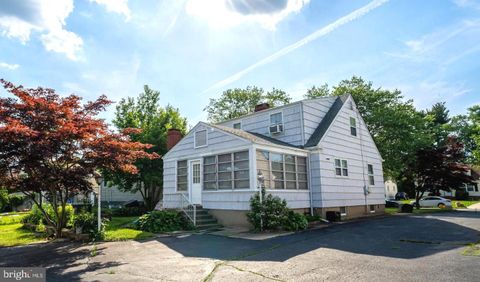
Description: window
xmin=368 ymin=164 xmax=375 ymax=185
xmin=256 ymin=150 xmax=308 ymax=190
xmin=192 ymin=163 xmax=200 ymax=184
xmin=334 ymin=159 xmax=348 ymax=176
xmin=203 ymin=151 xmax=249 ymax=190
xmin=194 ymin=130 xmax=207 ymax=148
xmin=350 ymin=117 xmax=357 ymax=136
xmin=369 ymin=205 xmax=375 ymax=213
xmin=233 ymin=122 xmax=241 ymax=129
xmin=270 ymin=112 xmax=283 ymax=125
xmin=466 ymin=184 xmax=477 ymax=192
xmin=339 ymin=207 xmax=347 ymax=216
xmin=177 ymin=160 xmax=188 ymax=191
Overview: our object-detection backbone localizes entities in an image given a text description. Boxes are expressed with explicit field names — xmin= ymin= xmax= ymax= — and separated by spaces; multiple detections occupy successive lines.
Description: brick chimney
xmin=254 ymin=103 xmax=270 ymax=112
xmin=167 ymin=128 xmax=183 ymax=151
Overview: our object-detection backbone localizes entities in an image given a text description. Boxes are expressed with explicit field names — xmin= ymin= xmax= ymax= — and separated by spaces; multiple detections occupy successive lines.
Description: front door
xmin=190 ymin=160 xmax=202 ymax=205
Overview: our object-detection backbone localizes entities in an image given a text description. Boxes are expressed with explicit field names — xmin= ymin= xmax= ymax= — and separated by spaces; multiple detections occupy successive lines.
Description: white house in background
xmin=440 ymin=167 xmax=480 ymax=200
xmin=385 ymin=180 xmax=398 ymax=199
xmin=162 ymin=95 xmax=385 ymax=227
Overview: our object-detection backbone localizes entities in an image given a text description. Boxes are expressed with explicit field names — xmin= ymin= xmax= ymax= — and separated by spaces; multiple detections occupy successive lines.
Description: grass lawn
xmin=463 ymin=243 xmax=480 ymax=257
xmin=0 ymin=213 xmax=46 ymax=247
xmin=104 ymin=216 xmax=153 ymax=241
xmin=385 ymin=207 xmax=457 ymax=215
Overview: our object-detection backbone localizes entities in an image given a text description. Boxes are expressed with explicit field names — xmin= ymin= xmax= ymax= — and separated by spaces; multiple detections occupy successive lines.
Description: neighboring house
xmin=385 ymin=180 xmax=398 ymax=200
xmin=72 ymin=182 xmax=144 ymax=208
xmin=162 ymin=95 xmax=385 ymax=227
xmin=441 ymin=167 xmax=480 ymax=199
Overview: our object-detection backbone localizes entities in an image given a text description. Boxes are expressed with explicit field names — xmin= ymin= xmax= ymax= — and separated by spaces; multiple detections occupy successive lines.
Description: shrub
xmin=111 ymin=206 xmax=147 ymax=217
xmin=305 ymin=214 xmax=322 ymax=222
xmin=21 ymin=203 xmax=74 ymax=228
xmin=8 ymin=194 xmax=24 ymax=209
xmin=247 ymin=188 xmax=308 ymax=231
xmin=134 ymin=211 xmax=192 ymax=233
xmin=283 ymin=211 xmax=308 ymax=231
xmin=0 ymin=189 xmax=9 ymax=212
xmin=74 ymin=212 xmax=96 ymax=233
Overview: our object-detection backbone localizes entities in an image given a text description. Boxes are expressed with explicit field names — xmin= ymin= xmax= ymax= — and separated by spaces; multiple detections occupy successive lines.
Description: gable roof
xmin=208 ymin=123 xmax=301 ymax=149
xmin=304 ymin=94 xmax=350 ymax=148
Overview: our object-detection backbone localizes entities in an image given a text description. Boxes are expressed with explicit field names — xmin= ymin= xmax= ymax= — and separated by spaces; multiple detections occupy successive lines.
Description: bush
xmin=247 ymin=188 xmax=308 ymax=231
xmin=455 ymin=190 xmax=470 ymax=200
xmin=111 ymin=206 xmax=147 ymax=217
xmin=134 ymin=211 xmax=192 ymax=233
xmin=21 ymin=203 xmax=74 ymax=228
xmin=0 ymin=189 xmax=9 ymax=212
xmin=8 ymin=194 xmax=24 ymax=208
xmin=283 ymin=211 xmax=308 ymax=231
xmin=74 ymin=212 xmax=96 ymax=233
xmin=305 ymin=214 xmax=322 ymax=222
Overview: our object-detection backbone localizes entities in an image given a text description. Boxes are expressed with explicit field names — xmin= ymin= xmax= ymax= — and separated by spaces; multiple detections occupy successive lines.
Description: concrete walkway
xmin=467 ymin=202 xmax=480 ymax=210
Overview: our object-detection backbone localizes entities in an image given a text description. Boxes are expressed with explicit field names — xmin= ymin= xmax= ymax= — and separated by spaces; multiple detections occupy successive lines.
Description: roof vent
xmin=254 ymin=103 xmax=270 ymax=112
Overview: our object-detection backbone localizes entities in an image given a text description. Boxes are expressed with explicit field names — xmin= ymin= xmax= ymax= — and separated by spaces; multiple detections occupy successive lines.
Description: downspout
xmin=308 ymin=149 xmax=314 ymax=216
xmin=356 ymin=107 xmax=368 ymax=214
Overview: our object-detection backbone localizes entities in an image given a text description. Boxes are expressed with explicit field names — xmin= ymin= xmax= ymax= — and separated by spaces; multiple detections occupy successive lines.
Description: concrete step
xmin=195 ymin=223 xmax=223 ymax=231
xmin=196 ymin=218 xmax=218 ymax=225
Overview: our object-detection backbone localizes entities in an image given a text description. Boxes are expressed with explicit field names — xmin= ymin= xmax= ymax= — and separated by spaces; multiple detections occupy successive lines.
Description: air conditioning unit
xmin=269 ymin=124 xmax=283 ymax=134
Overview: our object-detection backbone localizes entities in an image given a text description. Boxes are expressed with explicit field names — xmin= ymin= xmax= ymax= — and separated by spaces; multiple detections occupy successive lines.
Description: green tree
xmin=304 ymin=83 xmax=330 ymax=99
xmin=106 ymin=85 xmax=187 ymax=210
xmin=451 ymin=104 xmax=480 ymax=165
xmin=424 ymin=102 xmax=452 ymax=145
xmin=205 ymin=86 xmax=291 ymax=122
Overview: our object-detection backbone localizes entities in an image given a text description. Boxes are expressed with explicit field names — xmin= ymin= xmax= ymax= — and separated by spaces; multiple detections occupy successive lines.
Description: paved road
xmin=1 ymin=212 xmax=480 ymax=281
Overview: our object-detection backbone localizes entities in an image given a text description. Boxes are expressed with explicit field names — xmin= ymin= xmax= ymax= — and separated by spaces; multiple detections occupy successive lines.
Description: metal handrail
xmin=180 ymin=193 xmax=196 ymax=226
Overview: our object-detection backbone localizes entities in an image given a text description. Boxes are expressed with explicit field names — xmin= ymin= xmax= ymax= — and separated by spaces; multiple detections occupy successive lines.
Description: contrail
xmin=203 ymin=0 xmax=390 ymax=93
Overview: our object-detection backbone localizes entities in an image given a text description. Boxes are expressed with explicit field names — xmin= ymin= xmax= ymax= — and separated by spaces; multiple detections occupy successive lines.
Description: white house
xmin=162 ymin=95 xmax=385 ymax=227
xmin=440 ymin=167 xmax=480 ymax=199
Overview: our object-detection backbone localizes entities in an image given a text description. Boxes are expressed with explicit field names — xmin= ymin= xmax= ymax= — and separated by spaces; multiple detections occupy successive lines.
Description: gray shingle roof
xmin=304 ymin=94 xmax=349 ymax=148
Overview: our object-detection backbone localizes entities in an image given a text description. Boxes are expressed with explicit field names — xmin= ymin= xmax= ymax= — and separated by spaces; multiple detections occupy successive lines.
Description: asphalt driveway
xmin=1 ymin=211 xmax=479 ymax=281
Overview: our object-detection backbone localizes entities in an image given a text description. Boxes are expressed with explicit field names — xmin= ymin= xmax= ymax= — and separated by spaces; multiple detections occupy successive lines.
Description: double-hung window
xmin=177 ymin=160 xmax=188 ymax=191
xmin=368 ymin=164 xmax=375 ymax=185
xmin=335 ymin=159 xmax=348 ymax=176
xmin=350 ymin=117 xmax=357 ymax=136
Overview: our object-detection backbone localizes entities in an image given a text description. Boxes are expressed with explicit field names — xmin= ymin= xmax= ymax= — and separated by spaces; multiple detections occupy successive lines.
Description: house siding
xmin=101 ymin=185 xmax=144 ymax=203
xmin=218 ymin=103 xmax=304 ymax=146
xmin=302 ymin=97 xmax=337 ymax=143
xmin=316 ymin=97 xmax=385 ymax=208
xmin=163 ymin=123 xmax=253 ymax=209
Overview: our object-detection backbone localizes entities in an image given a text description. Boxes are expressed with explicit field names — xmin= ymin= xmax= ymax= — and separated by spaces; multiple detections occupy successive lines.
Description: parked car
xmin=410 ymin=196 xmax=452 ymax=208
xmin=395 ymin=192 xmax=409 ymax=200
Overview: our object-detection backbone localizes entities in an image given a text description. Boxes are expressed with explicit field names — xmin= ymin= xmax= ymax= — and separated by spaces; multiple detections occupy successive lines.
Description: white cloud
xmin=386 ymin=19 xmax=480 ymax=64
xmin=203 ymin=0 xmax=390 ymax=92
xmin=0 ymin=0 xmax=83 ymax=60
xmin=90 ymin=0 xmax=131 ymax=21
xmin=453 ymin=0 xmax=480 ymax=10
xmin=186 ymin=0 xmax=309 ymax=30
xmin=0 ymin=62 xmax=20 ymax=70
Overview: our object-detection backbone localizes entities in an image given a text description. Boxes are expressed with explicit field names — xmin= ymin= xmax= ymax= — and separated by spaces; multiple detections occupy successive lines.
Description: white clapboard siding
xmin=101 ymin=185 xmax=144 ymax=203
xmin=302 ymin=97 xmax=337 ymax=142
xmin=316 ymin=96 xmax=385 ymax=208
xmin=219 ymin=103 xmax=304 ymax=146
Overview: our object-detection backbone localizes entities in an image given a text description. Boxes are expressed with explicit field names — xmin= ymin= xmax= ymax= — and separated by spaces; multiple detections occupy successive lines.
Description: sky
xmin=1 ymin=0 xmax=479 ymax=127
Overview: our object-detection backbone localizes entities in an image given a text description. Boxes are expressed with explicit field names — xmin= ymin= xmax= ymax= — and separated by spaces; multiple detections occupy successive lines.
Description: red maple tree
xmin=0 ymin=80 xmax=159 ymax=237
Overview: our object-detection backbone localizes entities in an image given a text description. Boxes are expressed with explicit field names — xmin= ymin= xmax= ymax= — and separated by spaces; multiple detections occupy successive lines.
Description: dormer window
xmin=194 ymin=129 xmax=207 ymax=148
xmin=269 ymin=112 xmax=283 ymax=134
xmin=350 ymin=117 xmax=357 ymax=136
xmin=233 ymin=122 xmax=241 ymax=129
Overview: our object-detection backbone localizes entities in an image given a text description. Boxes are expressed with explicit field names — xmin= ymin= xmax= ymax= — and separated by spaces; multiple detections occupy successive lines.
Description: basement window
xmin=339 ymin=207 xmax=347 ymax=216
xmin=369 ymin=205 xmax=375 ymax=213
xmin=233 ymin=122 xmax=242 ymax=129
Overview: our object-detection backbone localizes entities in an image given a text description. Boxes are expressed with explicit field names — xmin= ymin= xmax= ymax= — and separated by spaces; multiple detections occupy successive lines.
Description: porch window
xmin=203 ymin=150 xmax=250 ymax=190
xmin=177 ymin=160 xmax=188 ymax=191
xmin=256 ymin=150 xmax=308 ymax=190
